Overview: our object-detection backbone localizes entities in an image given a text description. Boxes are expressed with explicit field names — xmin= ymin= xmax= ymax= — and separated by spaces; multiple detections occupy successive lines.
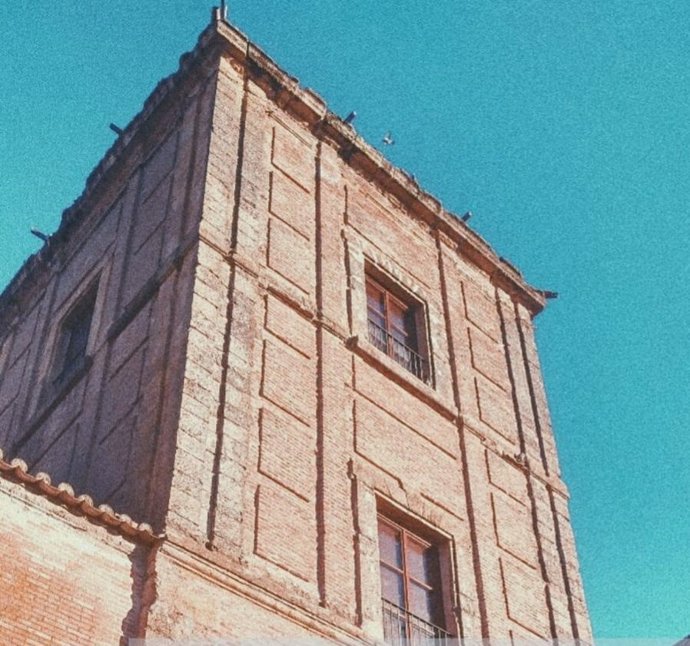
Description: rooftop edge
xmin=0 ymin=10 xmax=547 ymax=323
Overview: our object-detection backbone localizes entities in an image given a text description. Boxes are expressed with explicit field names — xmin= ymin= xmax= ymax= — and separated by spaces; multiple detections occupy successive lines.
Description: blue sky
xmin=1 ymin=2 xmax=688 ymax=639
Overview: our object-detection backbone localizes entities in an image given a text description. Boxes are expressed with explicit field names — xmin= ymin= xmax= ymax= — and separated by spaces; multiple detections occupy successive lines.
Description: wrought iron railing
xmin=381 ymin=599 xmax=451 ymax=645
xmin=367 ymin=319 xmax=430 ymax=383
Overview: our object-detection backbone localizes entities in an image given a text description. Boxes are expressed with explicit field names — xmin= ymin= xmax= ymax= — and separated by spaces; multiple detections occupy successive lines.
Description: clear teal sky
xmin=1 ymin=2 xmax=688 ymax=639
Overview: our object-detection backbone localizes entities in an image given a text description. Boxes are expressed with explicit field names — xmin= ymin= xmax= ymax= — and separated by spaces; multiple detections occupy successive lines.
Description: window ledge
xmin=346 ymin=335 xmax=457 ymax=422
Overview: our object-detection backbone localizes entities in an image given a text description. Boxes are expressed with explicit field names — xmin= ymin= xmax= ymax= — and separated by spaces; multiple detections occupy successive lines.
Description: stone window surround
xmin=352 ymin=466 xmax=462 ymax=642
xmin=29 ymin=260 xmax=110 ymax=424
xmin=365 ymin=266 xmax=431 ymax=385
xmin=51 ymin=281 xmax=99 ymax=386
xmin=345 ymin=237 xmax=457 ymax=419
xmin=377 ymin=512 xmax=448 ymax=638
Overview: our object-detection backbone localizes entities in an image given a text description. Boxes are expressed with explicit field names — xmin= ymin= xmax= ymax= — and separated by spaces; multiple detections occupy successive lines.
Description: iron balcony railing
xmin=367 ymin=319 xmax=430 ymax=383
xmin=381 ymin=599 xmax=451 ymax=646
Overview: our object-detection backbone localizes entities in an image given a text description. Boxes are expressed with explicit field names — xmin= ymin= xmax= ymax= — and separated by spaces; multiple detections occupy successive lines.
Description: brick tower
xmin=0 ymin=9 xmax=591 ymax=644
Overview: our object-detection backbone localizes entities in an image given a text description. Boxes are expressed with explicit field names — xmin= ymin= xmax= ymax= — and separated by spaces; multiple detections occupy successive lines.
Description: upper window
xmin=52 ymin=282 xmax=98 ymax=385
xmin=378 ymin=515 xmax=450 ymax=644
xmin=365 ymin=272 xmax=430 ymax=383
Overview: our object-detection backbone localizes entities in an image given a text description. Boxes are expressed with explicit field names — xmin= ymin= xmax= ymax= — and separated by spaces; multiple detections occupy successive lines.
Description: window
xmin=366 ymin=273 xmax=430 ymax=383
xmin=378 ymin=515 xmax=451 ymax=645
xmin=52 ymin=282 xmax=98 ymax=385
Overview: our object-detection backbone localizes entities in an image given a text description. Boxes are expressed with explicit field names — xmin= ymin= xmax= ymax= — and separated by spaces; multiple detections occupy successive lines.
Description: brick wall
xmin=153 ymin=25 xmax=592 ymax=643
xmin=0 ymin=477 xmax=151 ymax=645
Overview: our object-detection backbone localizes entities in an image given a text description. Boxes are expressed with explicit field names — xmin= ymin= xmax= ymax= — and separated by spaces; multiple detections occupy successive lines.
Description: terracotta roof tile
xmin=0 ymin=447 xmax=163 ymax=544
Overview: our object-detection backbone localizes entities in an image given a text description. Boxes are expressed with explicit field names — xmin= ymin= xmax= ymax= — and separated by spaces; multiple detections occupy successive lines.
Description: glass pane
xmin=388 ymin=299 xmax=408 ymax=332
xmin=64 ymin=322 xmax=89 ymax=366
xmin=60 ymin=290 xmax=97 ymax=372
xmin=391 ymin=305 xmax=419 ymax=353
xmin=409 ymin=580 xmax=436 ymax=623
xmin=404 ymin=310 xmax=419 ymax=351
xmin=378 ymin=519 xmax=402 ymax=568
xmin=366 ymin=281 xmax=385 ymax=316
xmin=380 ymin=564 xmax=405 ymax=607
xmin=406 ymin=537 xmax=432 ymax=584
xmin=391 ymin=324 xmax=410 ymax=346
xmin=367 ymin=308 xmax=386 ymax=330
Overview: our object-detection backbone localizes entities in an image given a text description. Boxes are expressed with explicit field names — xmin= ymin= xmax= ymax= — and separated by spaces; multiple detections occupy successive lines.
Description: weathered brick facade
xmin=0 ymin=10 xmax=591 ymax=645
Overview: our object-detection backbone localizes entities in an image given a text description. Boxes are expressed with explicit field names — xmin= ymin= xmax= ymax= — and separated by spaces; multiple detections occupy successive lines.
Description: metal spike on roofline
xmin=534 ymin=288 xmax=559 ymax=300
xmin=30 ymin=228 xmax=50 ymax=243
xmin=461 ymin=211 xmax=472 ymax=222
xmin=211 ymin=2 xmax=228 ymax=24
xmin=344 ymin=111 xmax=357 ymax=125
xmin=109 ymin=123 xmax=123 ymax=136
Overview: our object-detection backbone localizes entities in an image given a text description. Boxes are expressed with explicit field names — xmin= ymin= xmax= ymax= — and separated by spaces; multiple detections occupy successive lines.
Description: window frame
xmin=366 ymin=277 xmax=418 ymax=352
xmin=364 ymin=266 xmax=432 ymax=385
xmin=50 ymin=280 xmax=99 ymax=387
xmin=376 ymin=510 xmax=453 ymax=643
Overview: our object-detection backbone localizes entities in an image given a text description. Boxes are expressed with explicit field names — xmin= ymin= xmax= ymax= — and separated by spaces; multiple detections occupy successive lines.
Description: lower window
xmin=378 ymin=514 xmax=452 ymax=644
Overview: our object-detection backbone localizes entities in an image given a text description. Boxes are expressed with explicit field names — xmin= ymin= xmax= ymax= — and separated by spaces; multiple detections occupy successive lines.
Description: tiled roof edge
xmin=0 ymin=447 xmax=164 ymax=545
